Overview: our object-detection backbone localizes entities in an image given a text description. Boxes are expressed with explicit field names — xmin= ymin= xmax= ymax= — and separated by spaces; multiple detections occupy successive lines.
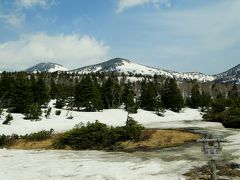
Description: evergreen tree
xmin=122 ymin=82 xmax=138 ymax=113
xmin=189 ymin=85 xmax=201 ymax=108
xmin=162 ymin=78 xmax=183 ymax=112
xmin=24 ymin=104 xmax=42 ymax=120
xmin=74 ymin=75 xmax=103 ymax=111
xmin=228 ymin=83 xmax=239 ymax=107
xmin=11 ymin=73 xmax=32 ymax=113
xmin=34 ymin=76 xmax=50 ymax=106
xmin=140 ymin=81 xmax=157 ymax=111
xmin=50 ymin=78 xmax=57 ymax=99
xmin=101 ymin=76 xmax=121 ymax=109
xmin=0 ymin=72 xmax=15 ymax=107
xmin=3 ymin=113 xmax=13 ymax=125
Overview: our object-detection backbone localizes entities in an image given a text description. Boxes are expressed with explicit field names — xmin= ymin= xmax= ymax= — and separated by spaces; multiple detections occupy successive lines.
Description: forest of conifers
xmin=0 ymin=71 xmax=239 ymax=128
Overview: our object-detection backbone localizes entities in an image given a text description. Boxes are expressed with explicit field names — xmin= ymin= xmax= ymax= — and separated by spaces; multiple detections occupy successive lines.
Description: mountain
xmin=214 ymin=64 xmax=240 ymax=83
xmin=24 ymin=58 xmax=239 ymax=83
xmin=26 ymin=62 xmax=68 ymax=73
xmin=71 ymin=58 xmax=215 ymax=82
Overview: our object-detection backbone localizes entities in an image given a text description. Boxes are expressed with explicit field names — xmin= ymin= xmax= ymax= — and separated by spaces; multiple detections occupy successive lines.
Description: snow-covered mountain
xmin=26 ymin=62 xmax=68 ymax=73
xmin=24 ymin=58 xmax=239 ymax=83
xmin=214 ymin=64 xmax=240 ymax=83
xmin=71 ymin=58 xmax=215 ymax=82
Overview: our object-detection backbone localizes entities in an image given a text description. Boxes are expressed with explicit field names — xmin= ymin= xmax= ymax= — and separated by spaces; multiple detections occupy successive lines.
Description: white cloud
xmin=116 ymin=0 xmax=171 ymax=13
xmin=0 ymin=33 xmax=109 ymax=71
xmin=0 ymin=0 xmax=55 ymax=28
xmin=16 ymin=0 xmax=55 ymax=9
xmin=0 ymin=13 xmax=25 ymax=28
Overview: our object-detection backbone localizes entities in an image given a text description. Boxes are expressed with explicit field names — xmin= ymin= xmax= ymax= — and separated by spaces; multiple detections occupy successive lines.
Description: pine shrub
xmin=55 ymin=110 xmax=61 ymax=115
xmin=2 ymin=113 xmax=13 ymax=125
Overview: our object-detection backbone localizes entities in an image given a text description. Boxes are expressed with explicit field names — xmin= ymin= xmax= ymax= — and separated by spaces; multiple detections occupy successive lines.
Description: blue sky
xmin=0 ymin=0 xmax=239 ymax=74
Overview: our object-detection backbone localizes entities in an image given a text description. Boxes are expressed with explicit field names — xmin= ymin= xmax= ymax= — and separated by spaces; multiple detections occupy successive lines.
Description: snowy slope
xmin=0 ymin=100 xmax=222 ymax=135
xmin=26 ymin=62 xmax=68 ymax=73
xmin=214 ymin=64 xmax=240 ymax=83
xmin=71 ymin=58 xmax=215 ymax=82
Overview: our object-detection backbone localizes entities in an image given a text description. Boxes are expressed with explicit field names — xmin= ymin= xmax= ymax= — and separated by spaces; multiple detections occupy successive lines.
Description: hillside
xmin=71 ymin=58 xmax=215 ymax=82
xmin=26 ymin=62 xmax=68 ymax=73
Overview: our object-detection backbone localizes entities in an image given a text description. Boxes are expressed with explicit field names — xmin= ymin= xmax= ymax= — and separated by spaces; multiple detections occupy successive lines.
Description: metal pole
xmin=211 ymin=159 xmax=217 ymax=180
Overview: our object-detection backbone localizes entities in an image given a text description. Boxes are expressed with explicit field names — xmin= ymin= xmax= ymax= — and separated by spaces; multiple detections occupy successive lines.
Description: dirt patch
xmin=119 ymin=129 xmax=201 ymax=151
xmin=183 ymin=162 xmax=240 ymax=180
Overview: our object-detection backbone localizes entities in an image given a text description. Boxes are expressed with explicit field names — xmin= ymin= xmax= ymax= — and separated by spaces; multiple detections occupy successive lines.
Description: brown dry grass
xmin=120 ymin=129 xmax=200 ymax=150
xmin=9 ymin=139 xmax=54 ymax=150
xmin=8 ymin=129 xmax=200 ymax=151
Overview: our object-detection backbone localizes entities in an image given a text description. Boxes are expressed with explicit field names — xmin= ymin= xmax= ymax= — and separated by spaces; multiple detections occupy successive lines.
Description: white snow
xmin=117 ymin=60 xmax=215 ymax=82
xmin=0 ymin=149 xmax=198 ymax=180
xmin=0 ymin=104 xmax=214 ymax=136
xmin=48 ymin=64 xmax=68 ymax=72
xmin=72 ymin=59 xmax=215 ymax=82
xmin=0 ymin=101 xmax=239 ymax=180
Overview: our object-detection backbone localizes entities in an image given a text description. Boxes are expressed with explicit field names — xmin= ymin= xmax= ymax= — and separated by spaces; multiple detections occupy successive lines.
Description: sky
xmin=0 ymin=0 xmax=239 ymax=74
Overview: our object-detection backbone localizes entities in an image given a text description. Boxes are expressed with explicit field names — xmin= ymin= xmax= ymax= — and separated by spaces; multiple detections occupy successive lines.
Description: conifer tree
xmin=11 ymin=73 xmax=32 ymax=113
xmin=24 ymin=104 xmax=42 ymax=120
xmin=199 ymin=91 xmax=211 ymax=110
xmin=140 ymin=81 xmax=157 ymax=111
xmin=75 ymin=75 xmax=103 ymax=111
xmin=34 ymin=76 xmax=50 ymax=106
xmin=190 ymin=85 xmax=201 ymax=108
xmin=101 ymin=76 xmax=121 ymax=108
xmin=123 ymin=82 xmax=138 ymax=113
xmin=228 ymin=83 xmax=239 ymax=107
xmin=162 ymin=78 xmax=183 ymax=112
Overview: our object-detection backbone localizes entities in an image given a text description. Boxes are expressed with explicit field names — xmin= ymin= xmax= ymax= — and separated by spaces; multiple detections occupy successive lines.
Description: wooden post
xmin=211 ymin=159 xmax=217 ymax=180
xmin=197 ymin=134 xmax=227 ymax=180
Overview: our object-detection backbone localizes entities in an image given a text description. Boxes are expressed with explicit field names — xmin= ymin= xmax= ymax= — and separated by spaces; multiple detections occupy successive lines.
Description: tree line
xmin=0 ymin=72 xmax=239 ymax=128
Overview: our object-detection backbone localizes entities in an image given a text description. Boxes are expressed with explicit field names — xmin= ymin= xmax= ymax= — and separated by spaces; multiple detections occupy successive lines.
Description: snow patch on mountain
xmin=26 ymin=62 xmax=68 ymax=73
xmin=214 ymin=64 xmax=240 ymax=83
xmin=72 ymin=58 xmax=215 ymax=82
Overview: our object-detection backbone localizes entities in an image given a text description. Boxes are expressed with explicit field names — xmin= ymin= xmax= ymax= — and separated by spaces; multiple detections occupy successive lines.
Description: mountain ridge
xmin=71 ymin=58 xmax=215 ymax=82
xmin=23 ymin=58 xmax=239 ymax=83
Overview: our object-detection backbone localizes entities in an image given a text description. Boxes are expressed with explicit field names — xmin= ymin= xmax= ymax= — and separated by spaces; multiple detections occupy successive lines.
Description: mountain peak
xmin=214 ymin=64 xmax=240 ymax=83
xmin=100 ymin=58 xmax=132 ymax=67
xmin=26 ymin=62 xmax=68 ymax=73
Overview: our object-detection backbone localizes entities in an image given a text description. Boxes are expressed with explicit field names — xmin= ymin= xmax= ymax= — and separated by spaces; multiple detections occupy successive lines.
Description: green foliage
xmin=55 ymin=99 xmax=64 ymax=109
xmin=189 ymin=85 xmax=201 ymax=108
xmin=123 ymin=82 xmax=138 ymax=113
xmin=24 ymin=104 xmax=42 ymax=120
xmin=162 ymin=78 xmax=184 ymax=112
xmin=101 ymin=76 xmax=121 ymax=109
xmin=45 ymin=107 xmax=52 ymax=118
xmin=0 ymin=72 xmax=50 ymax=114
xmin=124 ymin=116 xmax=144 ymax=141
xmin=75 ymin=75 xmax=103 ymax=111
xmin=0 ymin=134 xmax=19 ymax=147
xmin=222 ymin=108 xmax=240 ymax=128
xmin=2 ymin=113 xmax=13 ymax=125
xmin=228 ymin=84 xmax=240 ymax=107
xmin=21 ymin=129 xmax=54 ymax=141
xmin=203 ymin=90 xmax=240 ymax=128
xmin=54 ymin=118 xmax=144 ymax=150
xmin=0 ymin=106 xmax=3 ymax=118
xmin=140 ymin=81 xmax=157 ymax=111
xmin=55 ymin=110 xmax=61 ymax=115
xmin=32 ymin=76 xmax=50 ymax=106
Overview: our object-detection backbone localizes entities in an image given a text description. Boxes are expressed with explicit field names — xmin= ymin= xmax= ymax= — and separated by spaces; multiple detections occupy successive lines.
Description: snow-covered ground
xmin=0 ymin=102 xmax=239 ymax=180
xmin=0 ymin=149 xmax=198 ymax=180
xmin=0 ymin=104 xmax=221 ymax=135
